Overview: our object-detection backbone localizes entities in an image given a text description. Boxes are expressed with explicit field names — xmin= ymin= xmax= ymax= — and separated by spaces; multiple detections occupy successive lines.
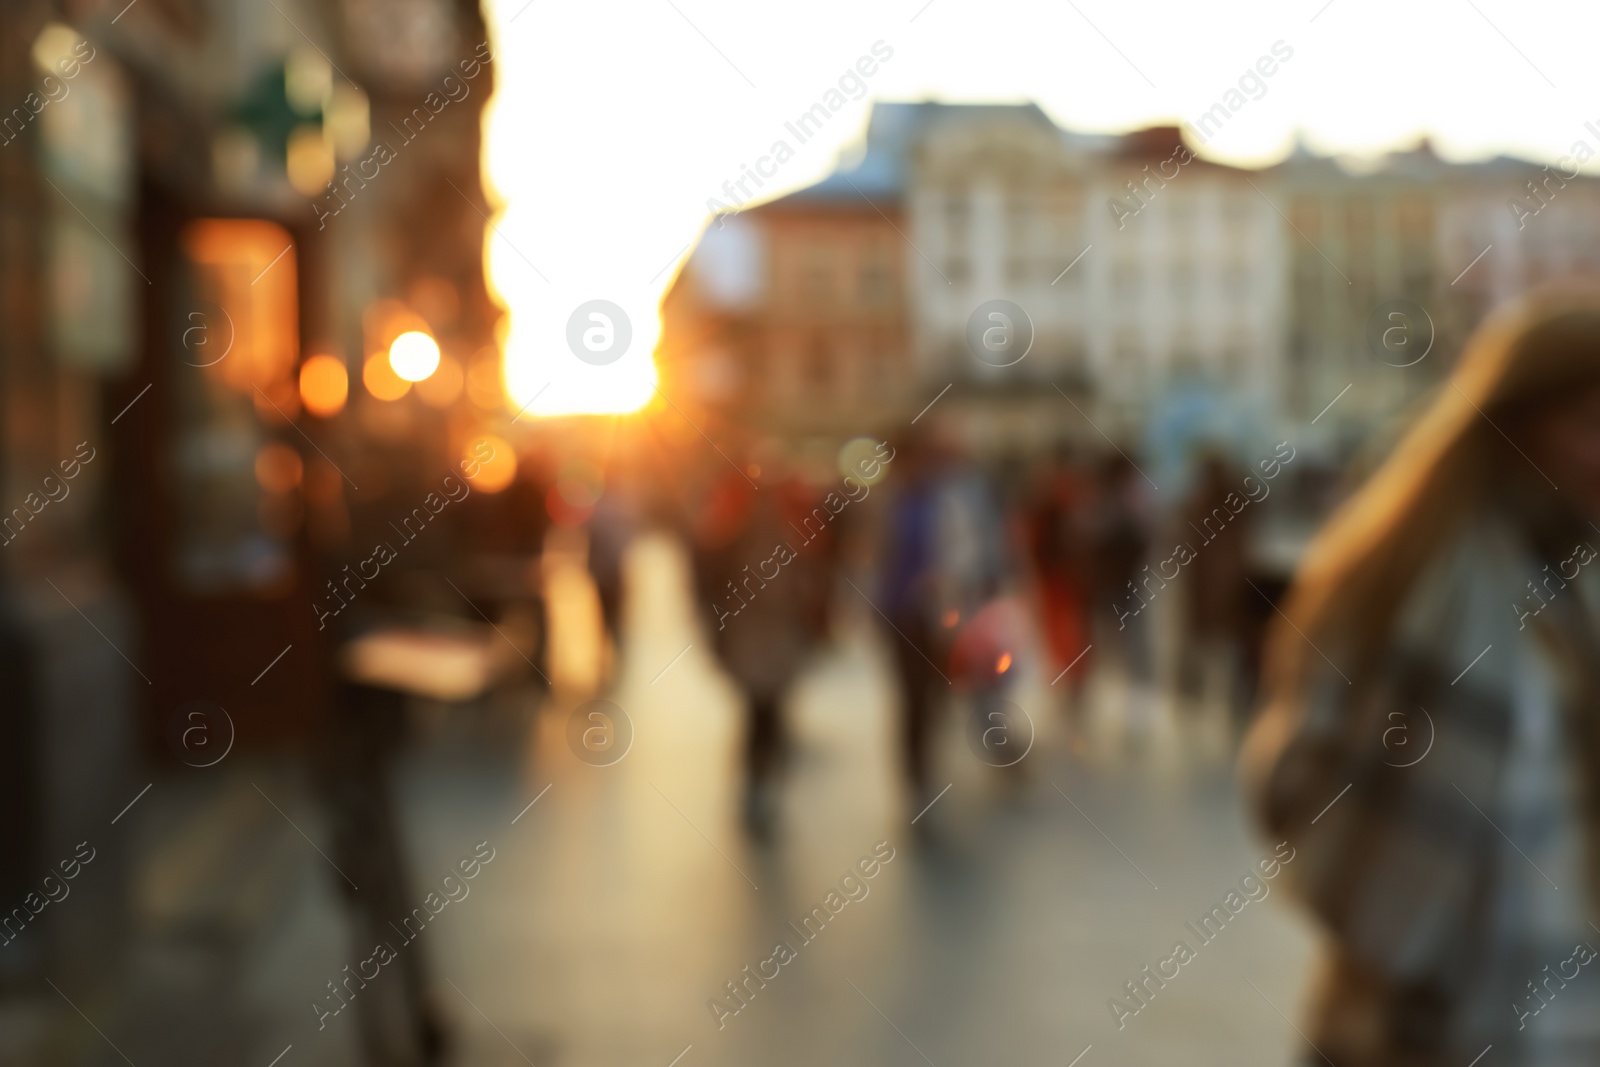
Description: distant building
xmin=1079 ymin=124 xmax=1284 ymax=435
xmin=659 ymin=152 xmax=911 ymax=441
xmin=661 ymin=101 xmax=1600 ymax=461
xmin=1269 ymin=143 xmax=1451 ymax=434
xmin=663 ymin=102 xmax=1288 ymax=451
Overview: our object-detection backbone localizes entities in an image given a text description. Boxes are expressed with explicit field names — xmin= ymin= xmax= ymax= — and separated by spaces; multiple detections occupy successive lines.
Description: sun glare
xmin=479 ymin=6 xmax=661 ymax=419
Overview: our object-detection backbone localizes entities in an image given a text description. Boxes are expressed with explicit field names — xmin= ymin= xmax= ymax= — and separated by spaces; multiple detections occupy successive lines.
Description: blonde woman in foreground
xmin=1245 ymin=285 xmax=1600 ymax=1066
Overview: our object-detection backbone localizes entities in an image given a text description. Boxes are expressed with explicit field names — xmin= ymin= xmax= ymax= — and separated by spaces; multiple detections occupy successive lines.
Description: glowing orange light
xmin=942 ymin=609 xmax=960 ymax=628
xmin=363 ymin=352 xmax=411 ymax=401
xmin=463 ymin=434 xmax=515 ymax=493
xmin=286 ymin=124 xmax=334 ymax=196
xmin=299 ymin=354 xmax=348 ymax=417
xmin=996 ymin=652 xmax=1013 ymax=674
xmin=181 ymin=219 xmax=297 ymax=395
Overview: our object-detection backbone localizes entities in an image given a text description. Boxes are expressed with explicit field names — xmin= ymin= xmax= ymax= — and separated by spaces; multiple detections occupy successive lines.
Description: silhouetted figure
xmin=586 ymin=477 xmax=637 ymax=662
xmin=316 ymin=681 xmax=448 ymax=1067
xmin=1179 ymin=452 xmax=1255 ymax=712
xmin=692 ymin=452 xmax=834 ymax=838
xmin=1090 ymin=453 xmax=1155 ymax=685
xmin=880 ymin=440 xmax=945 ymax=808
xmin=880 ymin=434 xmax=1008 ymax=806
xmin=1026 ymin=448 xmax=1097 ymax=715
xmin=1244 ymin=286 xmax=1600 ymax=1065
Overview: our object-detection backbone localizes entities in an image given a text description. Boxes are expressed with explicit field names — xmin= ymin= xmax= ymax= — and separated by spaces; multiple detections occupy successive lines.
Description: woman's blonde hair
xmin=1266 ymin=283 xmax=1600 ymax=696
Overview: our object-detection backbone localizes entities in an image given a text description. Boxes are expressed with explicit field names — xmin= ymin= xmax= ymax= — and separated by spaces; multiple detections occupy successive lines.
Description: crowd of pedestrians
xmin=556 ymin=421 xmax=1288 ymax=837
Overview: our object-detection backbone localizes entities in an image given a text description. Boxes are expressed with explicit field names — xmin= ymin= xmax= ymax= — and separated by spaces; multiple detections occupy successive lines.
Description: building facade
xmin=0 ymin=0 xmax=498 ymax=1058
xmin=659 ymin=165 xmax=912 ymax=441
xmin=662 ymin=101 xmax=1600 ymax=464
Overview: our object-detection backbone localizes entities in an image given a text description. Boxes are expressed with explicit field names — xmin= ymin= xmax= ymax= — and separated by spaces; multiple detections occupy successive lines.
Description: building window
xmin=1222 ymin=335 xmax=1248 ymax=376
xmin=942 ymin=192 xmax=969 ymax=284
xmin=802 ymin=246 xmax=832 ymax=305
xmin=1046 ymin=186 xmax=1084 ymax=282
xmin=1113 ymin=260 xmax=1141 ymax=297
xmin=1223 ymin=262 xmax=1248 ymax=299
xmin=1169 ymin=196 xmax=1197 ymax=233
xmin=1059 ymin=338 xmax=1088 ymax=380
xmin=1005 ymin=195 xmax=1034 ymax=284
xmin=1172 ymin=338 xmax=1201 ymax=374
xmin=1397 ymin=196 xmax=1432 ymax=239
xmin=1171 ymin=259 xmax=1196 ymax=300
xmin=173 ymin=219 xmax=301 ymax=593
xmin=1289 ymin=200 xmax=1320 ymax=238
xmin=859 ymin=252 xmax=892 ymax=307
xmin=1400 ymin=254 xmax=1431 ymax=302
xmin=944 ymin=193 xmax=970 ymax=232
xmin=1049 ymin=257 xmax=1083 ymax=286
xmin=861 ymin=342 xmax=892 ymax=393
xmin=805 ymin=341 xmax=831 ymax=396
xmin=1112 ymin=330 xmax=1142 ymax=392
xmin=1345 ymin=197 xmax=1374 ymax=264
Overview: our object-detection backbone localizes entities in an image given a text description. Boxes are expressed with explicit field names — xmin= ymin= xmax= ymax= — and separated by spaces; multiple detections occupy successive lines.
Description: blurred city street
xmin=5 ymin=532 xmax=1313 ymax=1067
xmin=14 ymin=2 xmax=1600 ymax=1064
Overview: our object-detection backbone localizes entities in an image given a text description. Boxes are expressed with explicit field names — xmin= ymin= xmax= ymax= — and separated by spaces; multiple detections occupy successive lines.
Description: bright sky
xmin=480 ymin=0 xmax=1600 ymax=416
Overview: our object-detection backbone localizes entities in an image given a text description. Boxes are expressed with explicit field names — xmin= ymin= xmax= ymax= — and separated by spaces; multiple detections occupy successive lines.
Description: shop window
xmin=172 ymin=219 xmax=302 ymax=592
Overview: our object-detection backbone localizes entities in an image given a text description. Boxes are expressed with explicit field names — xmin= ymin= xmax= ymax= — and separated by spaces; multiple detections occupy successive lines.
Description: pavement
xmin=7 ymin=531 xmax=1317 ymax=1067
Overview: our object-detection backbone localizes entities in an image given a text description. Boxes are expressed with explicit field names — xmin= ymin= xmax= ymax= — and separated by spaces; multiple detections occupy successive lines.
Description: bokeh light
xmin=285 ymin=124 xmax=334 ymax=197
xmin=389 ymin=331 xmax=441 ymax=382
xmin=838 ymin=436 xmax=890 ymax=486
xmin=298 ymin=354 xmax=349 ymax=417
xmin=254 ymin=443 xmax=303 ymax=493
xmin=30 ymin=23 xmax=83 ymax=73
xmin=363 ymin=352 xmax=411 ymax=401
xmin=464 ymin=434 xmax=516 ymax=493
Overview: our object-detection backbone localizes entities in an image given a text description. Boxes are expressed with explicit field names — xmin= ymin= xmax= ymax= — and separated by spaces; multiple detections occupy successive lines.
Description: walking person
xmin=1179 ymin=451 xmax=1255 ymax=716
xmin=1243 ymin=286 xmax=1600 ymax=1066
xmin=880 ymin=432 xmax=1010 ymax=808
xmin=691 ymin=446 xmax=834 ymax=839
xmin=586 ymin=465 xmax=638 ymax=668
xmin=879 ymin=434 xmax=948 ymax=812
xmin=1026 ymin=448 xmax=1097 ymax=725
xmin=1090 ymin=452 xmax=1157 ymax=736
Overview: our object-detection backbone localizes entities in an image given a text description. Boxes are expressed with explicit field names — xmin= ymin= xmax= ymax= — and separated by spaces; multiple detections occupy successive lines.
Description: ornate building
xmin=662 ymin=101 xmax=1600 ymax=468
xmin=661 ymin=103 xmax=1289 ymax=451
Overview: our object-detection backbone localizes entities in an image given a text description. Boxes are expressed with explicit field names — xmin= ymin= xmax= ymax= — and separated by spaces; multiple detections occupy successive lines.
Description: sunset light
xmin=26 ymin=1 xmax=1600 ymax=1063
